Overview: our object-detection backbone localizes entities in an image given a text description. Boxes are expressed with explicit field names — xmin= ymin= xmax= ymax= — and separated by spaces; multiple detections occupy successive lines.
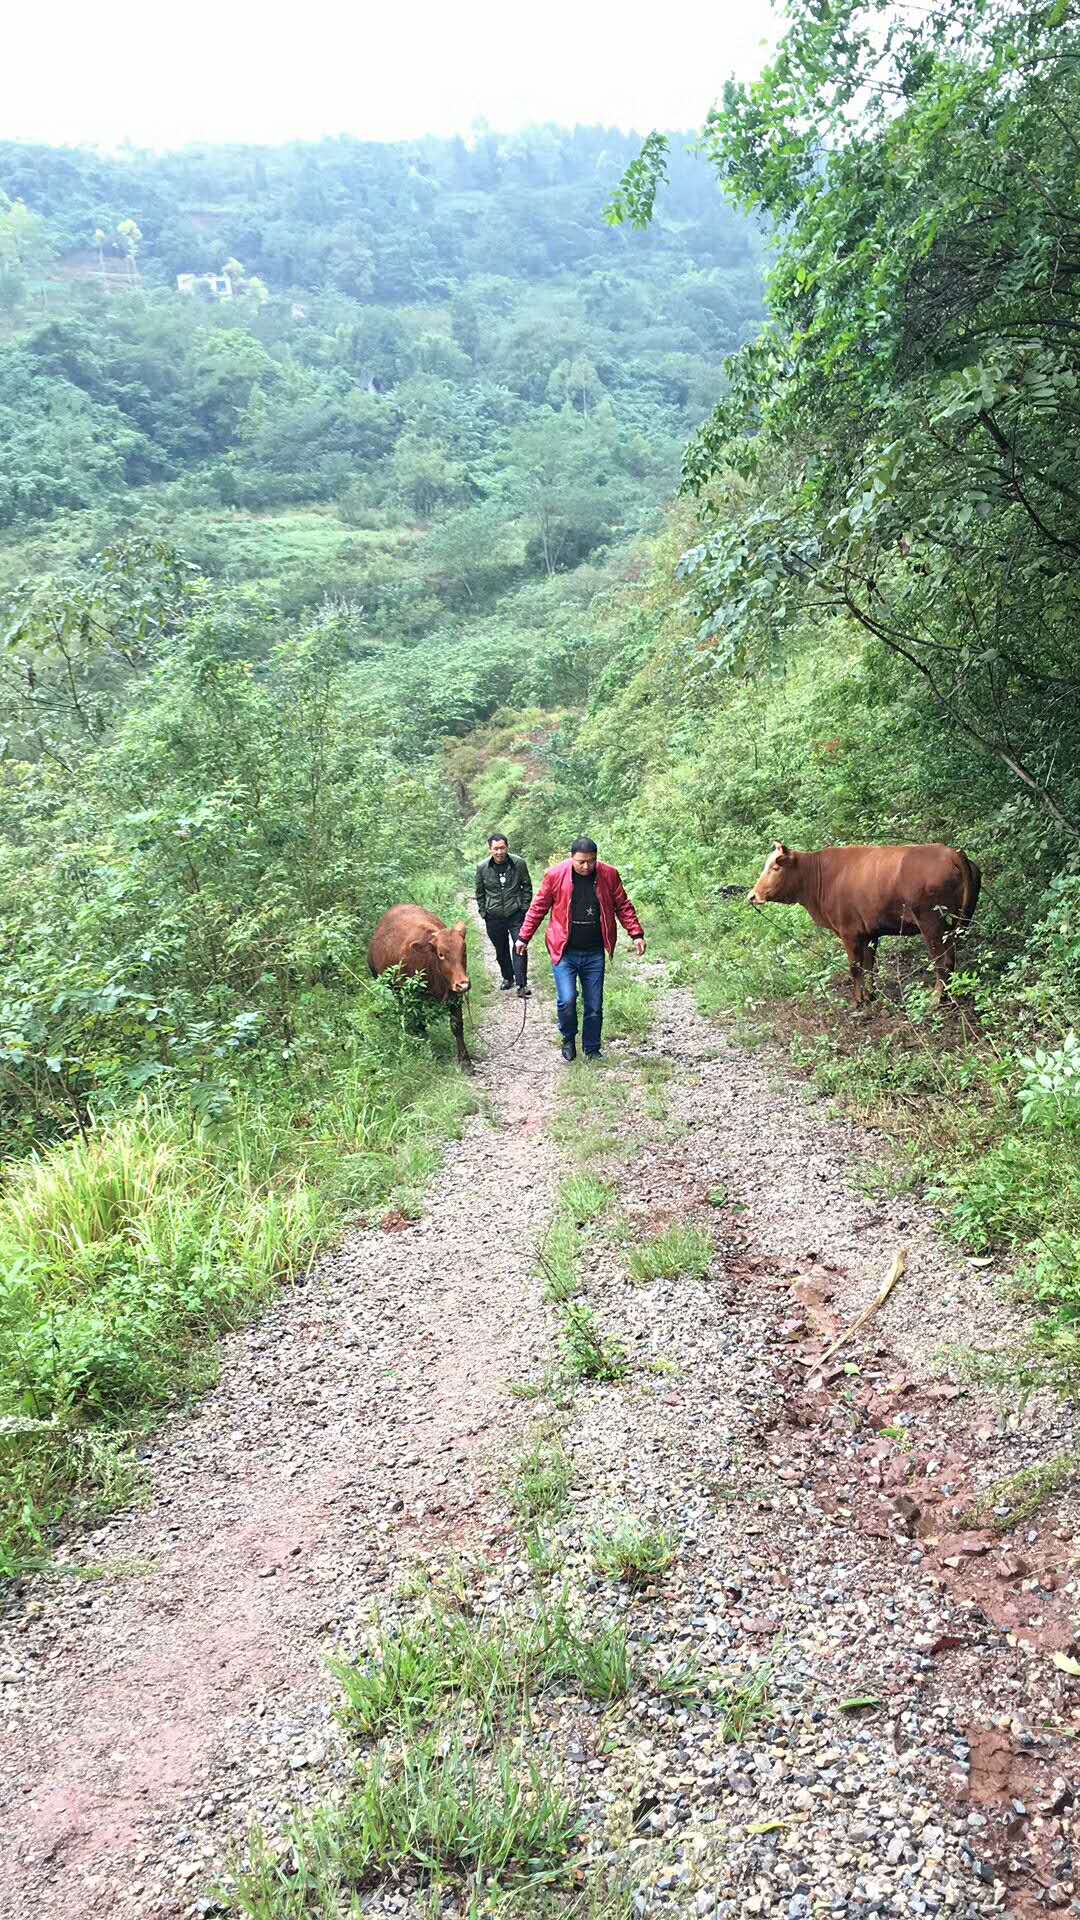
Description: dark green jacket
xmin=475 ymin=852 xmax=533 ymax=919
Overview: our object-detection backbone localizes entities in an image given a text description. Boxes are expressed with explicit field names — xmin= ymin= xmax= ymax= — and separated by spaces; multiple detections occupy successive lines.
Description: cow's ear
xmin=774 ymin=842 xmax=789 ymax=858
xmin=454 ymin=920 xmax=467 ymax=937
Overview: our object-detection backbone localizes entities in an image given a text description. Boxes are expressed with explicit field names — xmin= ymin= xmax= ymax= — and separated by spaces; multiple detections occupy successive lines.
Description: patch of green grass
xmin=602 ymin=970 xmax=657 ymax=1043
xmin=218 ymin=1737 xmax=578 ymax=1913
xmin=590 ymin=1519 xmax=678 ymax=1589
xmin=510 ymin=1438 xmax=571 ymax=1522
xmin=959 ymin=1450 xmax=1080 ymax=1534
xmin=331 ymin=1594 xmax=632 ymax=1741
xmin=536 ymin=1217 xmax=583 ymax=1303
xmin=561 ymin=1305 xmax=628 ymax=1383
xmin=558 ymin=1173 xmax=613 ymax=1226
xmin=520 ymin=1526 xmax=564 ymax=1580
xmin=628 ymin=1221 xmax=713 ymax=1286
xmin=654 ymin=1657 xmax=705 ymax=1701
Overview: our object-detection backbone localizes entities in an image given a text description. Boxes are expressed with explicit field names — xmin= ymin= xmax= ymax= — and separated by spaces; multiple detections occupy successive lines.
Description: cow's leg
xmin=843 ymin=934 xmax=868 ymax=1007
xmin=863 ymin=936 xmax=879 ymax=1002
xmin=914 ymin=911 xmax=952 ymax=1004
xmin=449 ymin=1000 xmax=474 ymax=1072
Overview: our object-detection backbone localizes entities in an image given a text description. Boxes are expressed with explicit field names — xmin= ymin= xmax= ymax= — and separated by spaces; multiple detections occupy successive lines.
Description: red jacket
xmin=518 ymin=859 xmax=644 ymax=964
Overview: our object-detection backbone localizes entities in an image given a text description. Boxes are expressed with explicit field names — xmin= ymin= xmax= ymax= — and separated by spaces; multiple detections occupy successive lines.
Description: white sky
xmin=6 ymin=0 xmax=780 ymax=150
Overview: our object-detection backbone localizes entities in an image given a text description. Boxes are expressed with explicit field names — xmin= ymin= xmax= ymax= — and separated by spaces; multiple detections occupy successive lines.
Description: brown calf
xmin=368 ymin=905 xmax=473 ymax=1068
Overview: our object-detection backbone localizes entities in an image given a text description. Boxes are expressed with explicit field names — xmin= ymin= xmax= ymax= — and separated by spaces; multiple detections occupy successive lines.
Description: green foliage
xmin=331 ymin=1593 xmax=632 ymax=1740
xmin=590 ymin=1518 xmax=678 ymax=1588
xmin=536 ymin=1217 xmax=584 ymax=1304
xmin=218 ymin=1738 xmax=579 ymax=1914
xmin=627 ymin=1222 xmax=712 ymax=1287
xmin=510 ymin=1438 xmax=571 ymax=1522
xmin=558 ymin=1173 xmax=612 ymax=1227
xmin=673 ymin=0 xmax=1080 ymax=838
xmin=959 ymin=1452 xmax=1080 ymax=1536
xmin=560 ymin=1304 xmax=628 ymax=1383
xmin=604 ymin=133 xmax=671 ymax=232
xmin=0 ymin=130 xmax=762 ymax=545
xmin=0 ymin=1012 xmax=478 ymax=1573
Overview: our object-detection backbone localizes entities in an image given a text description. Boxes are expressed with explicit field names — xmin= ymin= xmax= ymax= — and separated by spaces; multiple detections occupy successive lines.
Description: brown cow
xmin=747 ymin=842 xmax=981 ymax=1007
xmin=368 ymin=906 xmax=473 ymax=1068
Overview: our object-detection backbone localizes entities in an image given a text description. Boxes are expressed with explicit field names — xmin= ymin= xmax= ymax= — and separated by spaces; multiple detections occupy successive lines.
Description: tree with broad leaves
xmin=609 ymin=0 xmax=1080 ymax=837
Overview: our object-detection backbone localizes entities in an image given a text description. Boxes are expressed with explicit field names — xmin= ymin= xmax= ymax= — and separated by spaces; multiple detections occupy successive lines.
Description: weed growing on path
xmin=560 ymin=1173 xmax=613 ymax=1226
xmin=332 ymin=1594 xmax=633 ymax=1741
xmin=959 ymin=1451 xmax=1080 ymax=1533
xmin=521 ymin=1525 xmax=564 ymax=1579
xmin=537 ymin=1217 xmax=584 ymax=1303
xmin=561 ymin=1305 xmax=628 ymax=1383
xmin=715 ymin=1655 xmax=776 ymax=1743
xmin=220 ymin=1738 xmax=579 ymax=1912
xmin=628 ymin=1222 xmax=712 ymax=1286
xmin=591 ymin=1519 xmax=678 ymax=1589
xmin=510 ymin=1437 xmax=571 ymax=1521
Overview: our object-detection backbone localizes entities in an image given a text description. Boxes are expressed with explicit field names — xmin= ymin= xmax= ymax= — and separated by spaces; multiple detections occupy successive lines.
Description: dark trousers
xmin=484 ymin=910 xmax=527 ymax=989
xmin=552 ymin=946 xmax=605 ymax=1054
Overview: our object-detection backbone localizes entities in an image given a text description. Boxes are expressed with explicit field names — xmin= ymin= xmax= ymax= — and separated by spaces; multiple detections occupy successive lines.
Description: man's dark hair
xmin=488 ymin=832 xmax=509 ymax=846
xmin=570 ymin=836 xmax=598 ymax=855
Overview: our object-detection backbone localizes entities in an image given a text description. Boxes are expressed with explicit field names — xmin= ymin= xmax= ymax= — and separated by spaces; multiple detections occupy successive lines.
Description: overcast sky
xmin=6 ymin=0 xmax=780 ymax=150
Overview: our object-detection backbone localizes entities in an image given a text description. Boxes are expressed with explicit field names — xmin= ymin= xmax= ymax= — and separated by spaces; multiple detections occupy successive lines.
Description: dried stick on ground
xmin=813 ymin=1249 xmax=908 ymax=1369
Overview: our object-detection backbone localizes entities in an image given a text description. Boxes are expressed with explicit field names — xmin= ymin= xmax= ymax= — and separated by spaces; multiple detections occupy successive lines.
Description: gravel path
xmin=542 ymin=985 xmax=1079 ymax=1918
xmin=1 ymin=949 xmax=1077 ymax=1919
xmin=0 ymin=946 xmax=563 ymax=1919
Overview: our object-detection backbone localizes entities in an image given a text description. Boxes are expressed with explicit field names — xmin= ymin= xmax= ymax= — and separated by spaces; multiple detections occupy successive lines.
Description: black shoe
xmin=500 ymin=977 xmax=514 ymax=991
xmin=517 ymin=986 xmax=531 ymax=999
xmin=561 ymin=1040 xmax=576 ymax=1062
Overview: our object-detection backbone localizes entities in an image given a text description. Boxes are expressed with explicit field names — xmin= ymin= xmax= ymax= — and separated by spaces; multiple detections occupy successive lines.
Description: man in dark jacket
xmin=475 ymin=834 xmax=533 ymax=997
xmin=515 ymin=836 xmax=645 ymax=1061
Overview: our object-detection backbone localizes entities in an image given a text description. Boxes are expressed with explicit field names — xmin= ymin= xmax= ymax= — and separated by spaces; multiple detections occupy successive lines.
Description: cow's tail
xmin=956 ymin=852 xmax=982 ymax=942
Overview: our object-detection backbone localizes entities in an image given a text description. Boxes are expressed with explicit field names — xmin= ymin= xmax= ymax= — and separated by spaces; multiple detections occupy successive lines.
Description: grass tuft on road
xmin=219 ymin=1737 xmax=579 ymax=1913
xmin=591 ymin=1519 xmax=678 ymax=1589
xmin=628 ymin=1221 xmax=712 ymax=1286
xmin=331 ymin=1594 xmax=633 ymax=1741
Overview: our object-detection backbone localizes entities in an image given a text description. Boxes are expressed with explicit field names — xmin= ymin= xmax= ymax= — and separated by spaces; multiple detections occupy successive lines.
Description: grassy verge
xmin=0 ymin=967 xmax=486 ymax=1576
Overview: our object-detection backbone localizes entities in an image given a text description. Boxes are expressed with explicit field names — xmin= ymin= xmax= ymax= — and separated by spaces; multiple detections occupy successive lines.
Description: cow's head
xmin=433 ymin=920 xmax=471 ymax=996
xmin=748 ymin=843 xmax=798 ymax=907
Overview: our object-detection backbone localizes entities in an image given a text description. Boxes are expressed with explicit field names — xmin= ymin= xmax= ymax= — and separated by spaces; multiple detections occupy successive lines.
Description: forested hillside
xmin=0 ymin=126 xmax=762 ymax=1568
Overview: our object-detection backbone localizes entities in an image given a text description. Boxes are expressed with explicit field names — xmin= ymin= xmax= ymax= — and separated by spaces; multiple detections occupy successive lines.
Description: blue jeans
xmin=552 ymin=947 xmax=606 ymax=1055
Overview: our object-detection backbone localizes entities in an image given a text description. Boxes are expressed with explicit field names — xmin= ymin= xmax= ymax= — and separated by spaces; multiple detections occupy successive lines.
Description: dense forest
xmin=3 ymin=0 xmax=1080 ymax=1578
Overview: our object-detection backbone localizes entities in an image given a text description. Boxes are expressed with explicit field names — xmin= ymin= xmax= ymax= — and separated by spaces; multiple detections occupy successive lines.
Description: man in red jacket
xmin=515 ymin=836 xmax=646 ymax=1062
